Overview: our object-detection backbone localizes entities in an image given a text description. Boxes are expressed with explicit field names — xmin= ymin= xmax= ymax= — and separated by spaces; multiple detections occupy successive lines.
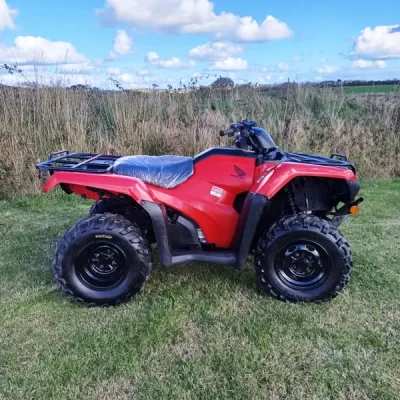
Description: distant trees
xmin=69 ymin=84 xmax=101 ymax=92
xmin=318 ymin=79 xmax=400 ymax=87
xmin=211 ymin=77 xmax=234 ymax=89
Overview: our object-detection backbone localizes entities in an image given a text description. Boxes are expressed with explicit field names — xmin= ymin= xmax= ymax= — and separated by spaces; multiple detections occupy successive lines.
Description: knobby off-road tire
xmin=53 ymin=213 xmax=152 ymax=306
xmin=89 ymin=199 xmax=124 ymax=216
xmin=255 ymin=214 xmax=352 ymax=303
xmin=89 ymin=199 xmax=155 ymax=244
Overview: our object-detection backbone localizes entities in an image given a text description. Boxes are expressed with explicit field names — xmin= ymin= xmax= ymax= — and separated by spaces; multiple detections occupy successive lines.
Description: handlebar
xmin=219 ymin=127 xmax=237 ymax=137
xmin=219 ymin=120 xmax=277 ymax=154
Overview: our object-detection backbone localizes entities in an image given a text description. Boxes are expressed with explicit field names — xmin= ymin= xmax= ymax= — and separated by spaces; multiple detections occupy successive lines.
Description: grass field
xmin=1 ymin=180 xmax=400 ymax=399
xmin=342 ymin=84 xmax=400 ymax=94
xmin=1 ymin=85 xmax=400 ymax=200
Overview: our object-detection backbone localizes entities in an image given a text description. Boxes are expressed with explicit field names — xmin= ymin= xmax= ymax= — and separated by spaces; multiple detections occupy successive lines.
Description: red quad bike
xmin=36 ymin=119 xmax=363 ymax=306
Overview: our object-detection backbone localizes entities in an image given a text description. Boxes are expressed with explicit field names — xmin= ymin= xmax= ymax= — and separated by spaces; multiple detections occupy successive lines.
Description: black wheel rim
xmin=75 ymin=241 xmax=128 ymax=290
xmin=275 ymin=240 xmax=332 ymax=290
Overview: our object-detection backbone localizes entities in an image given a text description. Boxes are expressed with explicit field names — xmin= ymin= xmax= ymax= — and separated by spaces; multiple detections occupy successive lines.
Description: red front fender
xmin=253 ymin=163 xmax=357 ymax=198
xmin=43 ymin=172 xmax=159 ymax=203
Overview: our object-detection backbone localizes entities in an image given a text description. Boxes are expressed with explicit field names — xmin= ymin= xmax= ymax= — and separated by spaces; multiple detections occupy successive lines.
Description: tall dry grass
xmin=0 ymin=85 xmax=399 ymax=199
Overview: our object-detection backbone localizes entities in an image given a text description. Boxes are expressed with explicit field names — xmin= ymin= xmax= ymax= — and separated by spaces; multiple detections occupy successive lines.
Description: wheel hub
xmin=91 ymin=247 xmax=119 ymax=274
xmin=75 ymin=241 xmax=128 ymax=290
xmin=276 ymin=242 xmax=329 ymax=289
xmin=285 ymin=244 xmax=321 ymax=278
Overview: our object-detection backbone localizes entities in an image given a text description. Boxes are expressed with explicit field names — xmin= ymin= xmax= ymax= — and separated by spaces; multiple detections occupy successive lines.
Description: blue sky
xmin=1 ymin=0 xmax=400 ymax=88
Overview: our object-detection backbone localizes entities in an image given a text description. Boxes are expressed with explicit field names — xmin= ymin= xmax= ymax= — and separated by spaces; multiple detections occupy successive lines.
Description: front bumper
xmin=331 ymin=197 xmax=364 ymax=227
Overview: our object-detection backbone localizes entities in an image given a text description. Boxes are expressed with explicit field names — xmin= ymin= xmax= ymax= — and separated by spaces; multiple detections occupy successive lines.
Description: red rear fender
xmin=43 ymin=172 xmax=158 ymax=203
xmin=254 ymin=163 xmax=357 ymax=198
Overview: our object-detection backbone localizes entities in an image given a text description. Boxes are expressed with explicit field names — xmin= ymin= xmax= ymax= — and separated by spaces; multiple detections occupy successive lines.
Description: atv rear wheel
xmin=53 ymin=213 xmax=152 ymax=306
xmin=89 ymin=198 xmax=125 ymax=216
xmin=255 ymin=214 xmax=352 ymax=303
xmin=89 ymin=199 xmax=155 ymax=244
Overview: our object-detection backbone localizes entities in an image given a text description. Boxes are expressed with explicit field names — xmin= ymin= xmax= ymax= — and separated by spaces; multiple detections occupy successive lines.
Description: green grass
xmin=1 ymin=180 xmax=400 ymax=399
xmin=342 ymin=85 xmax=400 ymax=94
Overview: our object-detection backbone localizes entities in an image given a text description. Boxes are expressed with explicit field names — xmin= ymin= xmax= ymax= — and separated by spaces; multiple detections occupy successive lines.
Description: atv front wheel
xmin=255 ymin=214 xmax=352 ymax=303
xmin=53 ymin=213 xmax=152 ymax=306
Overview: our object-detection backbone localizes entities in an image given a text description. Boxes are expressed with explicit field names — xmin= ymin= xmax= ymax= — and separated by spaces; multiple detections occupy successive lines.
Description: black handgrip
xmin=219 ymin=127 xmax=237 ymax=137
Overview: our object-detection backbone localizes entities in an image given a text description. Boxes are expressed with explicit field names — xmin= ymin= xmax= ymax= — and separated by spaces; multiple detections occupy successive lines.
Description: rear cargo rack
xmin=36 ymin=150 xmax=123 ymax=178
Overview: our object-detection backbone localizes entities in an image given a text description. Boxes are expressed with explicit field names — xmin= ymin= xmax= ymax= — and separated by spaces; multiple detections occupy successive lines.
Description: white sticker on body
xmin=210 ymin=186 xmax=223 ymax=198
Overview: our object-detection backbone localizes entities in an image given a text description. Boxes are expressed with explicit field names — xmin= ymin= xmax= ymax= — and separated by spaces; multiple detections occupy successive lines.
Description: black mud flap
xmin=234 ymin=193 xmax=270 ymax=269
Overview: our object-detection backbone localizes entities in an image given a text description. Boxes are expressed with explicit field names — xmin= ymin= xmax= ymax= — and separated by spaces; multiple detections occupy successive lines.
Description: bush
xmin=211 ymin=77 xmax=235 ymax=89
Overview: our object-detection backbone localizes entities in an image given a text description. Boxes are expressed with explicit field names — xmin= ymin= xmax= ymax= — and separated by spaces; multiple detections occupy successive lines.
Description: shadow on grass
xmin=2 ymin=230 xmax=259 ymax=305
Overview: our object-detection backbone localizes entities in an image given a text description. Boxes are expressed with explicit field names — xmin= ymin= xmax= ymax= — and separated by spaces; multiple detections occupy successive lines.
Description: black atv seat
xmin=113 ymin=155 xmax=194 ymax=189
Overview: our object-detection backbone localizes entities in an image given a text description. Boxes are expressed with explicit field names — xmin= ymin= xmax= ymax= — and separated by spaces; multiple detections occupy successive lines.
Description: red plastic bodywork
xmin=44 ymin=171 xmax=159 ymax=202
xmin=253 ymin=162 xmax=357 ymax=198
xmin=43 ymin=156 xmax=357 ymax=248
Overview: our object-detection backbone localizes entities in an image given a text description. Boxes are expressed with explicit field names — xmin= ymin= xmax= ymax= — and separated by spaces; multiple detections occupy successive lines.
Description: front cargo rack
xmin=36 ymin=150 xmax=123 ymax=178
xmin=284 ymin=152 xmax=356 ymax=173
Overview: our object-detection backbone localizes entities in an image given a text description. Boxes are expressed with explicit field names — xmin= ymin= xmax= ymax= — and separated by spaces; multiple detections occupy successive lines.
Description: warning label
xmin=210 ymin=186 xmax=223 ymax=198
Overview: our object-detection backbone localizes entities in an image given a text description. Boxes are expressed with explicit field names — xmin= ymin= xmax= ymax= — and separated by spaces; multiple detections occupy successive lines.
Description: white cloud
xmin=107 ymin=67 xmax=121 ymax=75
xmin=189 ymin=41 xmax=244 ymax=61
xmin=0 ymin=36 xmax=87 ymax=65
xmin=277 ymin=62 xmax=289 ymax=72
xmin=191 ymin=72 xmax=217 ymax=84
xmin=0 ymin=69 xmax=103 ymax=88
xmin=136 ymin=69 xmax=151 ymax=76
xmin=0 ymin=0 xmax=18 ymax=30
xmin=59 ymin=62 xmax=94 ymax=74
xmin=112 ymin=30 xmax=133 ymax=55
xmin=111 ymin=72 xmax=179 ymax=89
xmin=146 ymin=51 xmax=195 ymax=69
xmin=316 ymin=65 xmax=338 ymax=74
xmin=260 ymin=63 xmax=291 ymax=73
xmin=231 ymin=15 xmax=292 ymax=42
xmin=352 ymin=59 xmax=386 ymax=69
xmin=109 ymin=72 xmax=149 ymax=89
xmin=352 ymin=25 xmax=400 ymax=59
xmin=145 ymin=51 xmax=160 ymax=63
xmin=0 ymin=72 xmax=23 ymax=86
xmin=209 ymin=57 xmax=248 ymax=71
xmin=97 ymin=0 xmax=292 ymax=43
xmin=315 ymin=76 xmax=323 ymax=81
xmin=278 ymin=75 xmax=284 ymax=81
xmin=117 ymin=73 xmax=139 ymax=84
xmin=159 ymin=57 xmax=195 ymax=69
xmin=258 ymin=76 xmax=271 ymax=84
xmin=292 ymin=56 xmax=302 ymax=62
xmin=19 ymin=65 xmax=37 ymax=72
